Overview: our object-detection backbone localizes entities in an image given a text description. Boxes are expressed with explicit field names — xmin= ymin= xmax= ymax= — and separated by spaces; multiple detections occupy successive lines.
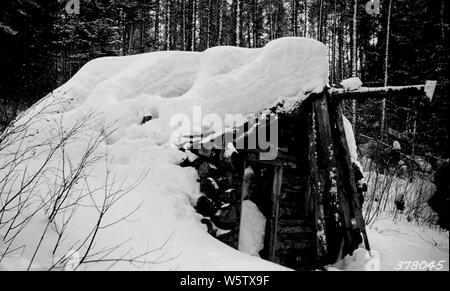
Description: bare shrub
xmin=362 ymin=154 xmax=437 ymax=227
xmin=0 ymin=98 xmax=175 ymax=270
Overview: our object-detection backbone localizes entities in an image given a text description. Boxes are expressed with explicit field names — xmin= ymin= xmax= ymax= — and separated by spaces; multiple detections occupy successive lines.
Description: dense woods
xmin=0 ymin=0 xmax=449 ymax=160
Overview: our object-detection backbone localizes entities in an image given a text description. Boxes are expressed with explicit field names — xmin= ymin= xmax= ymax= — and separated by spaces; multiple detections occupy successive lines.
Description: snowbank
xmin=238 ymin=201 xmax=267 ymax=257
xmin=0 ymin=37 xmax=328 ymax=271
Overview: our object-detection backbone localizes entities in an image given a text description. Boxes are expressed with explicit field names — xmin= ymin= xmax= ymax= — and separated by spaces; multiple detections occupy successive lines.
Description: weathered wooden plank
xmin=332 ymin=102 xmax=371 ymax=253
xmin=267 ymin=165 xmax=283 ymax=263
xmin=277 ymin=224 xmax=315 ymax=235
xmin=276 ymin=239 xmax=316 ymax=251
xmin=278 ymin=217 xmax=314 ymax=227
xmin=304 ymin=175 xmax=313 ymax=214
xmin=243 ymin=151 xmax=297 ymax=168
xmin=278 ymin=206 xmax=303 ymax=218
xmin=244 ymin=149 xmax=297 ymax=163
xmin=307 ymin=107 xmax=328 ymax=261
xmin=313 ymin=94 xmax=354 ymax=261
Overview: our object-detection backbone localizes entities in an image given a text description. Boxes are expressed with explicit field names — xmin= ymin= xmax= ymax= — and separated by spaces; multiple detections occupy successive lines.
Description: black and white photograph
xmin=0 ymin=0 xmax=448 ymax=276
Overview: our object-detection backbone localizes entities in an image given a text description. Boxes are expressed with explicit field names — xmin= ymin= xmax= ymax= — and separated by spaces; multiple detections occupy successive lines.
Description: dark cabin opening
xmin=240 ymin=100 xmax=318 ymax=270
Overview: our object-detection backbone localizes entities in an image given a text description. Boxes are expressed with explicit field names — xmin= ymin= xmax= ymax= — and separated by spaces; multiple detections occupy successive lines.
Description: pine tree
xmin=381 ymin=0 xmax=393 ymax=138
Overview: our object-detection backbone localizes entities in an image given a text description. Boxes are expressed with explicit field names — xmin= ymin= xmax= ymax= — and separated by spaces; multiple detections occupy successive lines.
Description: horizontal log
xmin=278 ymin=207 xmax=304 ymax=219
xmin=278 ymin=218 xmax=314 ymax=227
xmin=200 ymin=177 xmax=220 ymax=199
xmin=276 ymin=239 xmax=316 ymax=251
xmin=198 ymin=162 xmax=218 ymax=178
xmin=330 ymin=85 xmax=426 ymax=100
xmin=278 ymin=224 xmax=315 ymax=234
xmin=243 ymin=150 xmax=297 ymax=167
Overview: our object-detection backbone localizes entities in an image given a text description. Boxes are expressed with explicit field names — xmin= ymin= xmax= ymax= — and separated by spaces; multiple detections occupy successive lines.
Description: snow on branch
xmin=0 ymin=23 xmax=18 ymax=36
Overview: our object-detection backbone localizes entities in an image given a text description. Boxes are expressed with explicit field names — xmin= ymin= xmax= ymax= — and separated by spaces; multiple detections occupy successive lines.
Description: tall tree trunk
xmin=154 ymin=0 xmax=160 ymax=51
xmin=441 ymin=0 xmax=446 ymax=41
xmin=206 ymin=0 xmax=212 ymax=48
xmin=191 ymin=0 xmax=197 ymax=51
xmin=351 ymin=0 xmax=358 ymax=128
xmin=247 ymin=5 xmax=252 ymax=47
xmin=292 ymin=0 xmax=298 ymax=36
xmin=252 ymin=0 xmax=257 ymax=47
xmin=165 ymin=0 xmax=171 ymax=50
xmin=218 ymin=0 xmax=224 ymax=45
xmin=140 ymin=10 xmax=145 ymax=53
xmin=269 ymin=0 xmax=274 ymax=40
xmin=182 ymin=0 xmax=186 ymax=50
xmin=338 ymin=21 xmax=344 ymax=82
xmin=304 ymin=0 xmax=308 ymax=37
xmin=381 ymin=0 xmax=392 ymax=138
xmin=274 ymin=1 xmax=279 ymax=39
xmin=128 ymin=25 xmax=135 ymax=54
xmin=318 ymin=0 xmax=324 ymax=42
xmin=331 ymin=0 xmax=337 ymax=85
xmin=236 ymin=0 xmax=241 ymax=46
xmin=120 ymin=8 xmax=127 ymax=55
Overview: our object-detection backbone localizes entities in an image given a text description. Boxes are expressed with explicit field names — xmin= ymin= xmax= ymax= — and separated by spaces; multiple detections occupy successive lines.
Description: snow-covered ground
xmin=328 ymin=162 xmax=449 ymax=271
xmin=0 ymin=37 xmax=447 ymax=271
xmin=328 ymin=216 xmax=449 ymax=271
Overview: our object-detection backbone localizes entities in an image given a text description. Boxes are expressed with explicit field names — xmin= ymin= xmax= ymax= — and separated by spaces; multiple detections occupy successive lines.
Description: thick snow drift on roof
xmin=0 ymin=38 xmax=328 ymax=271
xmin=36 ymin=37 xmax=328 ymax=145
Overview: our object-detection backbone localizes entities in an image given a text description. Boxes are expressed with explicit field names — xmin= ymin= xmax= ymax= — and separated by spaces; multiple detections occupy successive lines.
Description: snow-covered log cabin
xmin=181 ymin=88 xmax=371 ymax=271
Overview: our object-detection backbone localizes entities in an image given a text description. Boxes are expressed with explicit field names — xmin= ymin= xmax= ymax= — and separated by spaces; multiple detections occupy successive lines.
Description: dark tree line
xmin=0 ymin=0 xmax=449 ymax=160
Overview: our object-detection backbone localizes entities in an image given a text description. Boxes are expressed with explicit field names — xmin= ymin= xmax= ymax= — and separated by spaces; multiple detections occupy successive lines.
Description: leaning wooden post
xmin=332 ymin=102 xmax=371 ymax=254
xmin=313 ymin=93 xmax=354 ymax=261
xmin=307 ymin=105 xmax=328 ymax=262
xmin=267 ymin=165 xmax=283 ymax=263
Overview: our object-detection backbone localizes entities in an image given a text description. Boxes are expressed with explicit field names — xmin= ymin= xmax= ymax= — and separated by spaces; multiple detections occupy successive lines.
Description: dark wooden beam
xmin=307 ymin=108 xmax=328 ymax=262
xmin=267 ymin=165 xmax=283 ymax=263
xmin=332 ymin=101 xmax=371 ymax=254
xmin=243 ymin=149 xmax=297 ymax=167
xmin=313 ymin=94 xmax=354 ymax=261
